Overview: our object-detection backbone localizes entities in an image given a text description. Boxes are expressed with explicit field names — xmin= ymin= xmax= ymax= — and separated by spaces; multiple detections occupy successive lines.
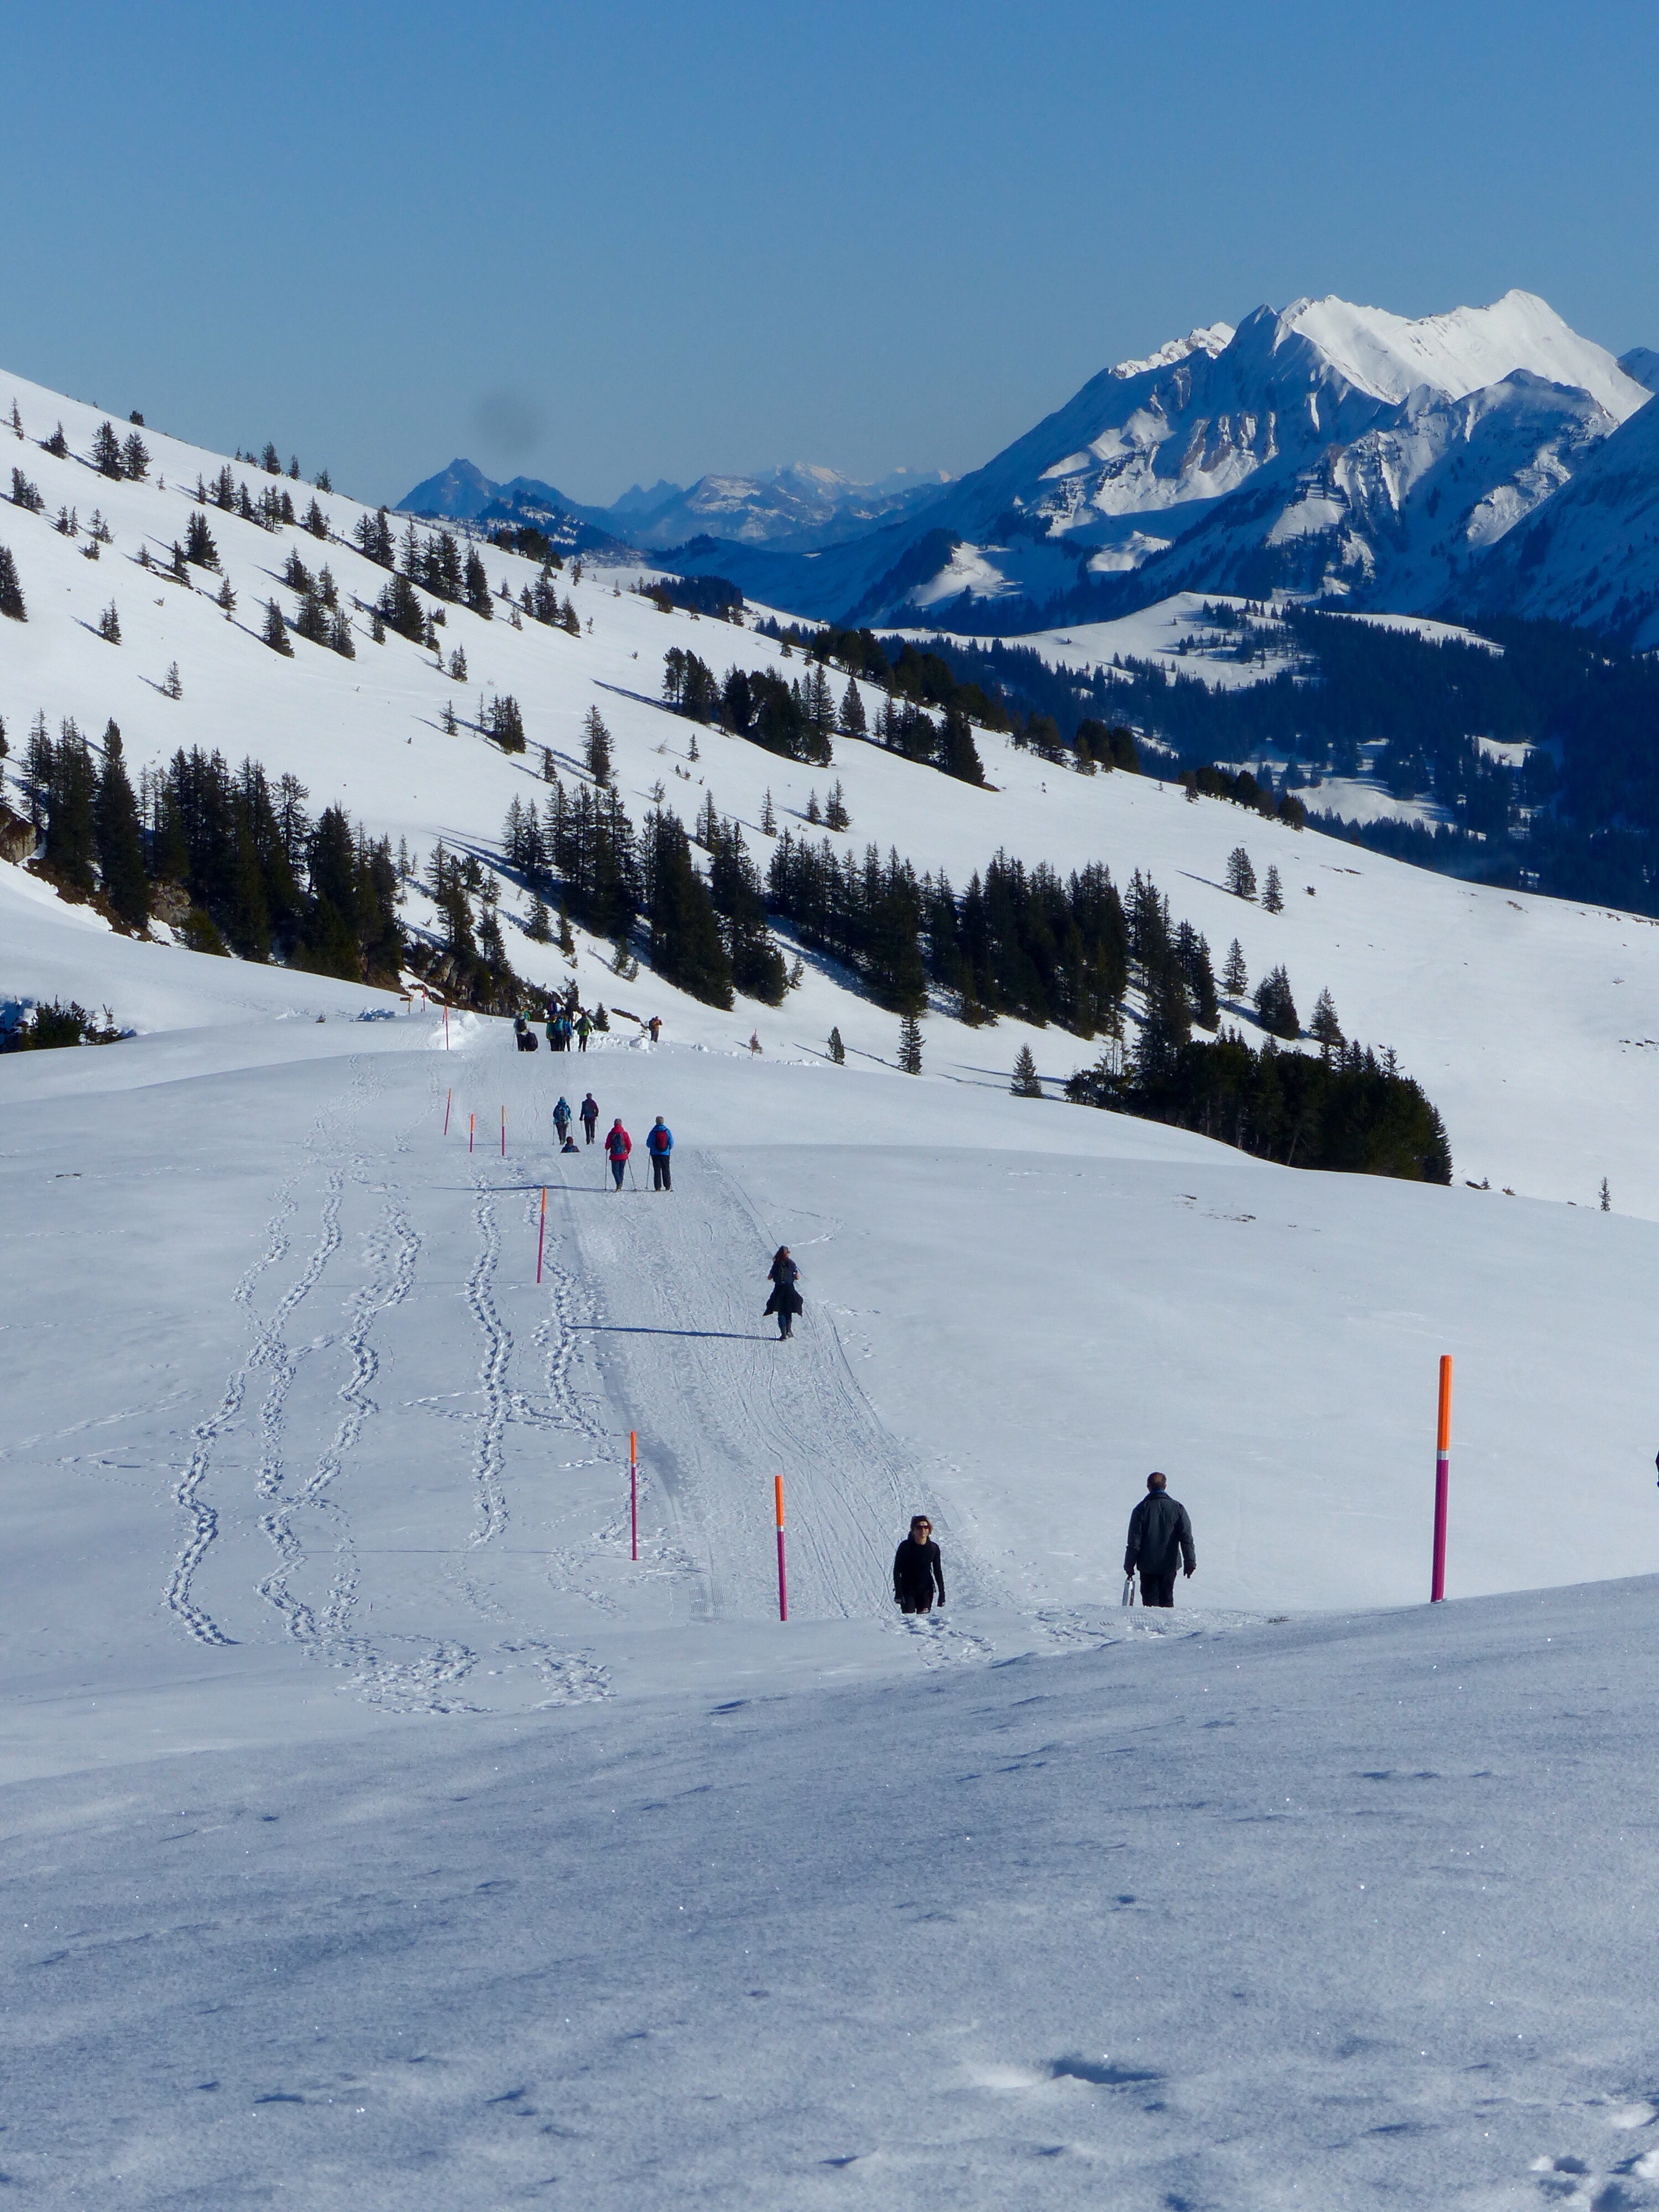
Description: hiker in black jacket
xmin=1124 ymin=1472 xmax=1196 ymax=1608
xmin=893 ymin=1515 xmax=946 ymax=1615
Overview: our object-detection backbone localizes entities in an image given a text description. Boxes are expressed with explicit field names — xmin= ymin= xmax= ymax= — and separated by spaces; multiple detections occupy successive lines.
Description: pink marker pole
xmin=775 ymin=1475 xmax=788 ymax=1623
xmin=535 ymin=1187 xmax=547 ymax=1285
xmin=1431 ymin=1355 xmax=1453 ymax=1603
xmin=501 ymin=1104 xmax=506 ymax=1158
xmin=630 ymin=1431 xmax=639 ymax=1562
xmin=468 ymin=1112 xmax=474 ymax=1155
xmin=443 ymin=1087 xmax=451 ymax=1137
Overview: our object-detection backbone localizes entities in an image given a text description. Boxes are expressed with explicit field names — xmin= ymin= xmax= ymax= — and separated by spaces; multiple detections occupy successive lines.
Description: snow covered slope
xmin=1473 ymin=372 xmax=1659 ymax=648
xmin=672 ymin=291 xmax=1650 ymax=627
xmin=6 ymin=356 xmax=1659 ymax=1223
xmin=9 ymin=365 xmax=1659 ymax=2208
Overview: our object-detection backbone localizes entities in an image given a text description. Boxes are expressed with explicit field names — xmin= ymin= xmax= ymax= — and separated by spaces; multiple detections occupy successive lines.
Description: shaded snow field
xmin=5 ymin=986 xmax=1659 ymax=2204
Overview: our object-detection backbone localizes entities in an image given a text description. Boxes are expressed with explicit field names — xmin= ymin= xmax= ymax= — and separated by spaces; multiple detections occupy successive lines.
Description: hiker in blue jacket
xmin=646 ymin=1116 xmax=674 ymax=1192
xmin=553 ymin=1096 xmax=572 ymax=1147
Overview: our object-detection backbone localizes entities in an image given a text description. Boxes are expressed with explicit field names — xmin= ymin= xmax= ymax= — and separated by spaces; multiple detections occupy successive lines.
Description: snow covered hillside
xmin=4 ymin=360 xmax=1659 ymax=1217
xmin=9 ymin=366 xmax=1659 ymax=2206
xmin=672 ymin=290 xmax=1652 ymax=629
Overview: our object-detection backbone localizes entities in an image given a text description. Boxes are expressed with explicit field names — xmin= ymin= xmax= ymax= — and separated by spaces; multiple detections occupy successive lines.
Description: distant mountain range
xmin=400 ymin=457 xmax=951 ymax=557
xmin=400 ymin=290 xmax=1659 ymax=646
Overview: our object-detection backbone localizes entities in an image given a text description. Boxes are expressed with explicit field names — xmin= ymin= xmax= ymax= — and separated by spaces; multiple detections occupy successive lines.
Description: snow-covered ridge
xmin=1109 ymin=321 xmax=1235 ymax=380
xmin=1281 ymin=287 xmax=1650 ymax=419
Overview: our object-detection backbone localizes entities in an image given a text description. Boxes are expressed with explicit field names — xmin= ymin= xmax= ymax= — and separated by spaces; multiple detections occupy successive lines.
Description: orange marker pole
xmin=775 ymin=1474 xmax=787 ymax=1622
xmin=443 ymin=1087 xmax=451 ymax=1136
xmin=630 ymin=1430 xmax=639 ymax=1561
xmin=1431 ymin=1355 xmax=1453 ymax=1602
xmin=535 ymin=1187 xmax=547 ymax=1285
xmin=468 ymin=1112 xmax=474 ymax=1155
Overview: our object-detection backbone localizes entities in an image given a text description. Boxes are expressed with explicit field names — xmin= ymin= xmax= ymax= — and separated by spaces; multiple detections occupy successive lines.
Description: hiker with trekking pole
xmin=605 ymin=1117 xmax=633 ymax=1191
xmin=1123 ymin=1472 xmax=1196 ymax=1609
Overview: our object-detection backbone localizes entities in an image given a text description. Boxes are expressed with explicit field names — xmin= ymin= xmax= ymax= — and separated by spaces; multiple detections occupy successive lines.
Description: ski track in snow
xmin=565 ymin=1150 xmax=995 ymax=1631
xmin=163 ymin=1065 xmax=372 ymax=1646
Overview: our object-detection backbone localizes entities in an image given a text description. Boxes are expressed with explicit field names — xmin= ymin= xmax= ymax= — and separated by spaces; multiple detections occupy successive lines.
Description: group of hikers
xmin=506 ymin=1015 xmax=1199 ymax=1624
xmin=513 ymin=992 xmax=663 ymax=1055
xmin=546 ymin=1093 xmax=675 ymax=1190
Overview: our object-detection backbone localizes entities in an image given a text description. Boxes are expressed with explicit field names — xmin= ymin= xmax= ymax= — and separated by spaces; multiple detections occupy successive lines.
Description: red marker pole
xmin=775 ymin=1475 xmax=788 ymax=1623
xmin=443 ymin=1087 xmax=451 ymax=1137
xmin=1431 ymin=1354 xmax=1453 ymax=1602
xmin=535 ymin=1187 xmax=547 ymax=1285
xmin=468 ymin=1112 xmax=474 ymax=1155
xmin=630 ymin=1431 xmax=639 ymax=1562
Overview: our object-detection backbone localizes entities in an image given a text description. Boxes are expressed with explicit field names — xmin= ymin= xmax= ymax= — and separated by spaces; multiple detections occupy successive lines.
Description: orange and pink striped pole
xmin=630 ymin=1431 xmax=639 ymax=1561
xmin=1431 ymin=1355 xmax=1452 ymax=1602
xmin=775 ymin=1475 xmax=788 ymax=1622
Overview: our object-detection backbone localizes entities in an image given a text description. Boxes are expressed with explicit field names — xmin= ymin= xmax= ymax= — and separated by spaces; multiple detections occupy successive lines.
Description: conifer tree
xmin=1310 ymin=987 xmax=1343 ymax=1054
xmin=8 ymin=399 xmax=20 ymax=437
xmin=898 ymin=1011 xmax=924 ymax=1074
xmin=806 ymin=790 xmax=821 ymax=826
xmin=489 ymin=695 xmax=526 ymax=753
xmin=0 ymin=543 xmax=25 ymax=620
xmin=828 ymin=1025 xmax=844 ymax=1065
xmin=261 ymin=442 xmax=281 ymax=475
xmin=95 ymin=722 xmax=149 ymax=930
xmin=1223 ymin=938 xmax=1248 ymax=997
xmin=185 ymin=510 xmax=220 ymax=568
xmin=91 ymin=420 xmax=123 ymax=478
xmin=304 ymin=498 xmax=328 ymax=539
xmin=1601 ymin=1177 xmax=1611 ymax=1213
xmin=44 ymin=723 xmax=100 ymax=893
xmin=1226 ymin=845 xmax=1258 ymax=899
xmin=163 ymin=661 xmax=183 ymax=700
xmin=760 ymin=788 xmax=777 ymax=835
xmin=940 ymin=702 xmax=986 ymax=785
xmin=11 ymin=467 xmax=42 ymax=511
xmin=463 ymin=546 xmax=493 ymax=617
xmin=448 ymin=646 xmax=467 ymax=682
xmin=316 ymin=469 xmax=332 ymax=493
xmin=644 ymin=809 xmax=733 ymax=1008
xmin=44 ymin=423 xmax=67 ymax=458
xmin=839 ymin=677 xmax=867 ymax=739
xmin=1011 ymin=1044 xmax=1042 ymax=1097
xmin=525 ymin=892 xmax=552 ymax=943
xmin=1262 ymin=863 xmax=1284 ymax=913
xmin=584 ymin=706 xmax=613 ymax=787
xmin=217 ymin=574 xmax=237 ymax=619
xmin=1254 ymin=964 xmax=1299 ymax=1039
xmin=121 ymin=431 xmax=150 ymax=481
xmin=262 ymin=600 xmax=293 ymax=656
xmin=825 ymin=779 xmax=850 ymax=831
xmin=97 ymin=600 xmax=121 ymax=643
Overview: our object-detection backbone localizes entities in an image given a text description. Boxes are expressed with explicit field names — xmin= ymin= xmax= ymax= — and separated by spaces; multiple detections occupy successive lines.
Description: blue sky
xmin=2 ymin=1 xmax=1653 ymax=506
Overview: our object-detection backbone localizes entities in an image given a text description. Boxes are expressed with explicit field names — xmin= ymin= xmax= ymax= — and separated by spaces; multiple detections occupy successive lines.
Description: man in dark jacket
xmin=1124 ymin=1472 xmax=1195 ymax=1608
xmin=580 ymin=1092 xmax=599 ymax=1144
xmin=893 ymin=1515 xmax=945 ymax=1615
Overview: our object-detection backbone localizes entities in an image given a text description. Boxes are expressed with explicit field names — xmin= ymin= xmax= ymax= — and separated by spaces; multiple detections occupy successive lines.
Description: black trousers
xmin=651 ymin=1154 xmax=671 ymax=1190
xmin=582 ymin=1121 xmax=596 ymax=1144
xmin=899 ymin=1592 xmax=935 ymax=1615
xmin=1139 ymin=1568 xmax=1178 ymax=1608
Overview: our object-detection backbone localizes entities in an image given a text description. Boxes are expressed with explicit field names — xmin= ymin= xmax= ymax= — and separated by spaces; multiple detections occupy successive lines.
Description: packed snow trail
xmin=545 ymin=1140 xmax=1001 ymax=1626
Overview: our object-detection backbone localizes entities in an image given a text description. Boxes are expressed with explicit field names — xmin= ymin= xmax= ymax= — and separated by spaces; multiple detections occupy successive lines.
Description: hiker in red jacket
xmin=604 ymin=1118 xmax=632 ymax=1191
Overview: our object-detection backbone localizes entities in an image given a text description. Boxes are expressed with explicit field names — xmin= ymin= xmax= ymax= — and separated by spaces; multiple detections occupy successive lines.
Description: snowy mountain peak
xmin=1110 ymin=323 xmax=1235 ymax=380
xmin=1280 ymin=288 xmax=1651 ymax=420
